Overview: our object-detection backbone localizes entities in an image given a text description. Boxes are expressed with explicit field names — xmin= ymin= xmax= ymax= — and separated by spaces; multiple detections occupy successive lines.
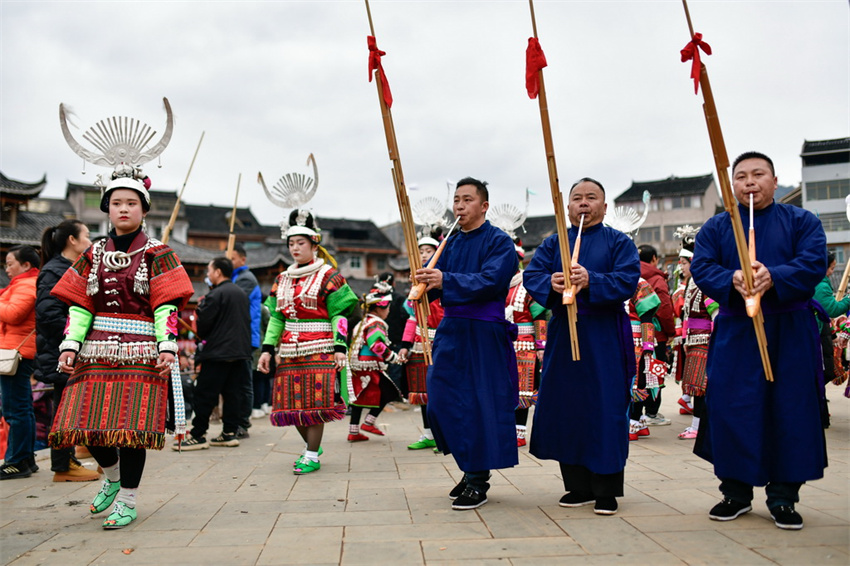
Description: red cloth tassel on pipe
xmin=680 ymin=32 xmax=712 ymax=94
xmin=367 ymin=35 xmax=393 ymax=108
xmin=525 ymin=38 xmax=548 ymax=99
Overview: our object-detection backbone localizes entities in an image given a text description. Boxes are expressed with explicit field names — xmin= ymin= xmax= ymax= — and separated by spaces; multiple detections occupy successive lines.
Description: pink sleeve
xmin=402 ymin=316 xmax=417 ymax=342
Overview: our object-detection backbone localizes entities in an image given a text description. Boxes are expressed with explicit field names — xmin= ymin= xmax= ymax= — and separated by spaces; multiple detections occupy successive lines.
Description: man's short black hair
xmin=733 ymin=151 xmax=775 ymax=176
xmin=569 ymin=177 xmax=606 ymax=196
xmin=456 ymin=177 xmax=489 ymax=202
xmin=637 ymin=244 xmax=658 ymax=264
xmin=211 ymin=256 xmax=233 ymax=278
xmin=233 ymin=243 xmax=247 ymax=258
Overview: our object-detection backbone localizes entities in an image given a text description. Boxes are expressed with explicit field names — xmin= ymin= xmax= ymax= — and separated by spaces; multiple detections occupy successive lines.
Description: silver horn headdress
xmin=59 ymin=97 xmax=174 ymax=212
xmin=605 ymin=190 xmax=651 ymax=239
xmin=489 ymin=188 xmax=530 ymax=241
xmin=258 ymin=154 xmax=322 ymax=242
xmin=412 ymin=195 xmax=450 ymax=248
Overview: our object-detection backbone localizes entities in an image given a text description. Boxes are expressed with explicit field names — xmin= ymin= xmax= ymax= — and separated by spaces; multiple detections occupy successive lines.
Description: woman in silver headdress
xmin=257 ymin=210 xmax=358 ymax=474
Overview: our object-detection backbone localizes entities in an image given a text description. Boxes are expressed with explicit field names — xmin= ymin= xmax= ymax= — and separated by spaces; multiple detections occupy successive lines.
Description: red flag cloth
xmin=680 ymin=32 xmax=712 ymax=94
xmin=367 ymin=35 xmax=393 ymax=108
xmin=525 ymin=38 xmax=548 ymax=99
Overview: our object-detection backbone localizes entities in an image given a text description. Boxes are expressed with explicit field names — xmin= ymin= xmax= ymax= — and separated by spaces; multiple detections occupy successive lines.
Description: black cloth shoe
xmin=235 ymin=427 xmax=250 ymax=439
xmin=559 ymin=491 xmax=594 ymax=508
xmin=0 ymin=462 xmax=33 ymax=480
xmin=449 ymin=476 xmax=468 ymax=500
xmin=594 ymin=497 xmax=618 ymax=515
xmin=26 ymin=457 xmax=38 ymax=473
xmin=709 ymin=498 xmax=752 ymax=521
xmin=770 ymin=505 xmax=803 ymax=530
xmin=451 ymin=487 xmax=488 ymax=510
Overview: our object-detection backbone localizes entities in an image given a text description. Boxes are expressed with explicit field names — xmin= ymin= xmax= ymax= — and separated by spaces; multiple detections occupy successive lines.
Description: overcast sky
xmin=1 ymin=1 xmax=847 ymax=230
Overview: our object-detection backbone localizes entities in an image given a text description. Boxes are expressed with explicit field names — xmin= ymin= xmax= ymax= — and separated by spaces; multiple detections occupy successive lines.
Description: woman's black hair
xmin=8 ymin=245 xmax=41 ymax=269
xmin=40 ymin=219 xmax=86 ymax=265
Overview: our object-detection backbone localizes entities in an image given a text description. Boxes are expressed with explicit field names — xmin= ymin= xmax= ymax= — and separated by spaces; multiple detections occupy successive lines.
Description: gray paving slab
xmin=0 ymin=392 xmax=847 ymax=565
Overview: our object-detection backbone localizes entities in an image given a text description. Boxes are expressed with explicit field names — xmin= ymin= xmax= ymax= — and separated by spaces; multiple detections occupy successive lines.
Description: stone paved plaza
xmin=1 ymin=392 xmax=848 ymax=565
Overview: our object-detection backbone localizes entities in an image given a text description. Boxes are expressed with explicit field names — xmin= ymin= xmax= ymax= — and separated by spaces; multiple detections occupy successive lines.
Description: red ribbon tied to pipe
xmin=525 ymin=38 xmax=548 ymax=99
xmin=680 ymin=32 xmax=712 ymax=94
xmin=367 ymin=36 xmax=393 ymax=108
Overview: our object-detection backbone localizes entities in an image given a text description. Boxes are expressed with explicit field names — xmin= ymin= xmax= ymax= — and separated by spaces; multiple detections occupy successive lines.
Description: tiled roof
xmin=1 ymin=210 xmax=67 ymax=246
xmin=28 ymin=198 xmax=76 ymax=217
xmin=802 ymin=138 xmax=850 ymax=155
xmin=319 ymin=217 xmax=400 ymax=254
xmin=0 ymin=171 xmax=47 ymax=197
xmin=183 ymin=204 xmax=267 ymax=236
xmin=167 ymin=240 xmax=220 ymax=264
xmin=616 ymin=174 xmax=714 ymax=202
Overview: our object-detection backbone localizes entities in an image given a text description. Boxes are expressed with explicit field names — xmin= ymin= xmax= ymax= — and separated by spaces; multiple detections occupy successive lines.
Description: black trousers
xmin=720 ymin=477 xmax=803 ymax=510
xmin=50 ymin=378 xmax=74 ymax=472
xmin=239 ymin=358 xmax=254 ymax=430
xmin=87 ymin=446 xmax=146 ymax=489
xmin=191 ymin=359 xmax=247 ymax=438
xmin=560 ymin=463 xmax=624 ymax=498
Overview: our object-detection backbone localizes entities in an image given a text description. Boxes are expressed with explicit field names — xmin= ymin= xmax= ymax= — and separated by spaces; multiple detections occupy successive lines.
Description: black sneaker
xmin=172 ymin=435 xmax=209 ymax=451
xmin=0 ymin=461 xmax=33 ymax=480
xmin=448 ymin=476 xmax=468 ymax=500
xmin=594 ymin=497 xmax=618 ymax=515
xmin=559 ymin=491 xmax=594 ymax=508
xmin=770 ymin=505 xmax=803 ymax=530
xmin=709 ymin=498 xmax=752 ymax=521
xmin=210 ymin=432 xmax=240 ymax=447
xmin=235 ymin=427 xmax=250 ymax=439
xmin=451 ymin=487 xmax=488 ymax=510
xmin=26 ymin=457 xmax=38 ymax=473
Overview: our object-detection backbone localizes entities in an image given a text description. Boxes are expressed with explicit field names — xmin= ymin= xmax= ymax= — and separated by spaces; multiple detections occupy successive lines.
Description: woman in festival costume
xmin=257 ymin=210 xmax=358 ymax=474
xmin=346 ymin=283 xmax=402 ymax=442
xmin=627 ymin=278 xmax=661 ymax=441
xmin=35 ymin=220 xmax=100 ymax=482
xmin=50 ymin=170 xmax=194 ymax=529
xmin=399 ymin=235 xmax=444 ymax=450
xmin=504 ymin=242 xmax=547 ymax=447
xmin=672 ymin=227 xmax=718 ymax=440
xmin=0 ymin=245 xmax=40 ymax=480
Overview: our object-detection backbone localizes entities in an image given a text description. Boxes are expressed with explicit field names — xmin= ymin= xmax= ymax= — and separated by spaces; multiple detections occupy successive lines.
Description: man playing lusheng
xmin=416 ymin=177 xmax=519 ymax=511
xmin=523 ymin=178 xmax=640 ymax=515
xmin=690 ymin=151 xmax=827 ymax=530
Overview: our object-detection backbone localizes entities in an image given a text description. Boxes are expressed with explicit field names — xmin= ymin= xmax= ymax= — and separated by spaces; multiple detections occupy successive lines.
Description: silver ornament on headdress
xmin=58 ymin=98 xmax=174 ymax=297
xmin=60 ymin=98 xmax=173 ymax=173
xmin=674 ymin=225 xmax=700 ymax=245
xmin=412 ymin=196 xmax=450 ymax=242
xmin=489 ymin=188 xmax=530 ymax=240
xmin=258 ymin=154 xmax=320 ymax=237
xmin=605 ymin=190 xmax=651 ymax=238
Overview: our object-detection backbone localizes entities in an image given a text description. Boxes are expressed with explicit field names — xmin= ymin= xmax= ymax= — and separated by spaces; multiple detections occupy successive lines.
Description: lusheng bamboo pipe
xmin=162 ymin=131 xmax=204 ymax=245
xmin=528 ymin=0 xmax=580 ymax=360
xmin=408 ymin=216 xmax=460 ymax=301
xmin=226 ymin=173 xmax=242 ymax=260
xmin=745 ymin=194 xmax=762 ymax=317
xmin=681 ymin=0 xmax=772 ymax=381
xmin=364 ymin=0 xmax=432 ymax=364
xmin=564 ymin=213 xmax=585 ymax=305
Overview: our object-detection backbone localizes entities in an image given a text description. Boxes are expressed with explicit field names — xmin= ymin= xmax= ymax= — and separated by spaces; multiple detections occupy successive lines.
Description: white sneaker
xmin=642 ymin=414 xmax=671 ymax=426
xmin=260 ymin=403 xmax=271 ymax=415
xmin=251 ymin=408 xmax=266 ymax=419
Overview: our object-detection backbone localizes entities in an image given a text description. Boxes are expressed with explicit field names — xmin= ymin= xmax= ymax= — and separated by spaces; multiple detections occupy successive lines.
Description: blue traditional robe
xmin=524 ymin=223 xmax=640 ymax=475
xmin=426 ymin=220 xmax=519 ymax=472
xmin=690 ymin=201 xmax=827 ymax=486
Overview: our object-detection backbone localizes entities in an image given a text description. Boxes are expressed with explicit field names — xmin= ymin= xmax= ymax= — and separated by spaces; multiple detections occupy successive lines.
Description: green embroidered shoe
xmin=407 ymin=437 xmax=437 ymax=450
xmin=293 ymin=458 xmax=321 ymax=475
xmin=292 ymin=446 xmax=323 ymax=465
xmin=90 ymin=479 xmax=120 ymax=514
xmin=102 ymin=501 xmax=137 ymax=529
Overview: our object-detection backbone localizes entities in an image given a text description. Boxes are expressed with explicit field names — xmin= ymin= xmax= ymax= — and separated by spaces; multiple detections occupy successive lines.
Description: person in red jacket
xmin=635 ymin=245 xmax=676 ymax=426
xmin=0 ymin=245 xmax=40 ymax=479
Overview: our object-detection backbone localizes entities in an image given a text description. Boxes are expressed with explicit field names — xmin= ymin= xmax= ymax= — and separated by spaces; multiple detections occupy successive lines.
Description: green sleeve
xmin=529 ymin=301 xmax=547 ymax=320
xmin=813 ymin=278 xmax=850 ymax=318
xmin=327 ymin=284 xmax=359 ymax=351
xmin=154 ymin=304 xmax=177 ymax=342
xmin=65 ymin=306 xmax=93 ymax=343
xmin=263 ymin=316 xmax=285 ymax=347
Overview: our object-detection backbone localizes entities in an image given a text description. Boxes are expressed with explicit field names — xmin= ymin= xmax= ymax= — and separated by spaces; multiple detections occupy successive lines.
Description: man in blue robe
xmin=524 ymin=178 xmax=640 ymax=516
xmin=690 ymin=151 xmax=827 ymax=530
xmin=417 ymin=177 xmax=519 ymax=511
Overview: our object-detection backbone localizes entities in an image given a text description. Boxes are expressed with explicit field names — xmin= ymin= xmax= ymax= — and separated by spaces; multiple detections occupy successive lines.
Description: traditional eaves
xmin=1 ymin=210 xmax=67 ymax=245
xmin=801 ymin=137 xmax=850 ymax=155
xmin=615 ymin=174 xmax=714 ymax=203
xmin=319 ymin=217 xmax=399 ymax=254
xmin=0 ymin=171 xmax=47 ymax=197
xmin=183 ymin=203 xmax=267 ymax=236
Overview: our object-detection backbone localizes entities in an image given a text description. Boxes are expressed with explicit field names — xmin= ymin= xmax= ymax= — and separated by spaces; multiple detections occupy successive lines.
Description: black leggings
xmin=421 ymin=405 xmax=430 ymax=429
xmin=86 ymin=446 xmax=146 ymax=489
xmin=350 ymin=405 xmax=382 ymax=425
xmin=516 ymin=407 xmax=529 ymax=426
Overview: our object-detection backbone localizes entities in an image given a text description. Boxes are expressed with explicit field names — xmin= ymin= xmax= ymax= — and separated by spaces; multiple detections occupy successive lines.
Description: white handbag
xmin=0 ymin=330 xmax=34 ymax=376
